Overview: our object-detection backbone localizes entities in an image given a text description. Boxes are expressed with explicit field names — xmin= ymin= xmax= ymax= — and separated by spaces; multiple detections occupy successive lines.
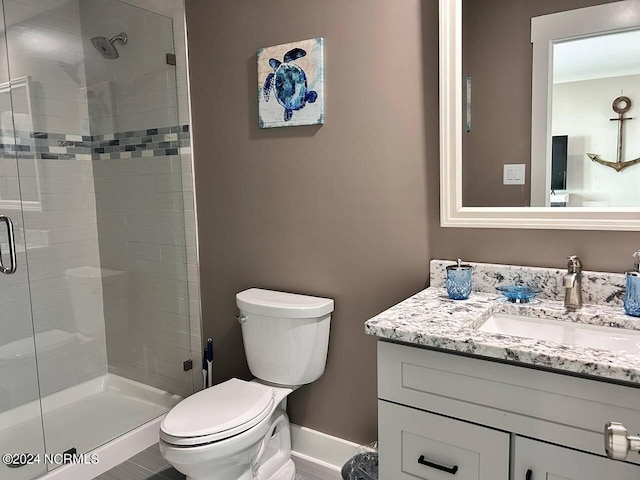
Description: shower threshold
xmin=0 ymin=373 xmax=182 ymax=480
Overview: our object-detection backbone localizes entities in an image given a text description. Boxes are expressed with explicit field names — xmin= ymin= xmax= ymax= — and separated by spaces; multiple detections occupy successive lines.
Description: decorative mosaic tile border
xmin=92 ymin=125 xmax=190 ymax=160
xmin=4 ymin=124 xmax=191 ymax=160
xmin=25 ymin=132 xmax=91 ymax=160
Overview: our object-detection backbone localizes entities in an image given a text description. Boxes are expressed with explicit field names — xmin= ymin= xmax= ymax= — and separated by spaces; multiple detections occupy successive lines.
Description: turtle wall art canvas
xmin=257 ymin=38 xmax=324 ymax=128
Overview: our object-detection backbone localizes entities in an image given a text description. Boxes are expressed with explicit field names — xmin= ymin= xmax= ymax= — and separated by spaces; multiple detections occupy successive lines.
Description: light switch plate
xmin=503 ymin=164 xmax=526 ymax=185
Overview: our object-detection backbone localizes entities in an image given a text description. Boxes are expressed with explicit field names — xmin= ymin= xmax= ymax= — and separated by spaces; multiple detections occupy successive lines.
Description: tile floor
xmin=96 ymin=444 xmax=341 ymax=480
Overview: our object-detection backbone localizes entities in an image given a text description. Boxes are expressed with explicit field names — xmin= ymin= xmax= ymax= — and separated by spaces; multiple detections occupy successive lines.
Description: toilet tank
xmin=236 ymin=288 xmax=334 ymax=386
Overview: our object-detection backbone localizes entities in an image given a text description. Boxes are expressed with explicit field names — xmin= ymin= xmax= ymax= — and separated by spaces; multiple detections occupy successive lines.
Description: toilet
xmin=159 ymin=288 xmax=334 ymax=480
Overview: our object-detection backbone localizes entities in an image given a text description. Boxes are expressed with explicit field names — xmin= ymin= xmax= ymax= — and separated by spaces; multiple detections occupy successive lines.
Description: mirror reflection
xmin=462 ymin=0 xmax=640 ymax=208
xmin=548 ymin=30 xmax=640 ymax=207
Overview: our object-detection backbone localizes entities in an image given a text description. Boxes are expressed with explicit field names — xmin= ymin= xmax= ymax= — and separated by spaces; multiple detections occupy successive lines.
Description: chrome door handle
xmin=604 ymin=422 xmax=640 ymax=460
xmin=0 ymin=215 xmax=16 ymax=274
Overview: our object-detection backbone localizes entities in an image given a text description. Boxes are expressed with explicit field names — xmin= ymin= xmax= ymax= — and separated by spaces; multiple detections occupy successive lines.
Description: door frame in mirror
xmin=439 ymin=0 xmax=640 ymax=231
xmin=530 ymin=0 xmax=640 ymax=207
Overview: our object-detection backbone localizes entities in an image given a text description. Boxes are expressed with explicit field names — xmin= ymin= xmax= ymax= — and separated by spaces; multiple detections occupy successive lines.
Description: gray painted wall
xmin=185 ymin=0 xmax=433 ymax=443
xmin=185 ymin=0 xmax=640 ymax=444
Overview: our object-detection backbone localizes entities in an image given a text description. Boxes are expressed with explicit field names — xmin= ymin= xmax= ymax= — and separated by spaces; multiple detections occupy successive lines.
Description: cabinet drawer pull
xmin=525 ymin=469 xmax=532 ymax=480
xmin=417 ymin=455 xmax=459 ymax=474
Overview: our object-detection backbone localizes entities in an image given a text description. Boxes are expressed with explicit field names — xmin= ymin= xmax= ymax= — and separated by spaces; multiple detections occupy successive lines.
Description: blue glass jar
xmin=624 ymin=273 xmax=640 ymax=317
xmin=446 ymin=259 xmax=472 ymax=300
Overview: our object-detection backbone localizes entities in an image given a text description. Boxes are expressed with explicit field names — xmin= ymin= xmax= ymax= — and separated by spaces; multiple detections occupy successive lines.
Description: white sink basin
xmin=478 ymin=313 xmax=640 ymax=354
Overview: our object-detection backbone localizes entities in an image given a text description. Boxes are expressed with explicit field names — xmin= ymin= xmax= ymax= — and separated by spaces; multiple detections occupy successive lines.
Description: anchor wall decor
xmin=586 ymin=96 xmax=640 ymax=172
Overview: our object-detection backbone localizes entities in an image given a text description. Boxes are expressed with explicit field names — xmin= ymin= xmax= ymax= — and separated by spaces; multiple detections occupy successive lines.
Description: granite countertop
xmin=365 ymin=287 xmax=640 ymax=384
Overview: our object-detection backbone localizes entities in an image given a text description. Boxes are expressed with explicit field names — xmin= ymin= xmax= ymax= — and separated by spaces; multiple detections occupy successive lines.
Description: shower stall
xmin=0 ymin=0 xmax=198 ymax=478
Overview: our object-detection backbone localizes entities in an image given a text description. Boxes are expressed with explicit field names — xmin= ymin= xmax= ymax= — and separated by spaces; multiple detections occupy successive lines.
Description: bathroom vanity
xmin=366 ymin=260 xmax=640 ymax=480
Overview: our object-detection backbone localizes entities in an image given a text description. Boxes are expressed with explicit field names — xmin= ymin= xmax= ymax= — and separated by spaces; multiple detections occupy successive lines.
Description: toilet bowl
xmin=160 ymin=288 xmax=334 ymax=480
xmin=160 ymin=379 xmax=293 ymax=480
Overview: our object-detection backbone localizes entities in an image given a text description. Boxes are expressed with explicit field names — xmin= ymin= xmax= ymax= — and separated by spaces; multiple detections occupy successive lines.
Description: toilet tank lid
xmin=236 ymin=288 xmax=334 ymax=318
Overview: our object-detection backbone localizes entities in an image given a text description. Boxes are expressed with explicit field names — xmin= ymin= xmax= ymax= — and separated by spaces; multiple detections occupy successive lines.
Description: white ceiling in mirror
xmin=554 ymin=29 xmax=640 ymax=83
xmin=439 ymin=0 xmax=640 ymax=230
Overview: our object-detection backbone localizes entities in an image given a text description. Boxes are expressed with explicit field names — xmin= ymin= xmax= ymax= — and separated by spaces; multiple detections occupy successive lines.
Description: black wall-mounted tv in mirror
xmin=551 ymin=135 xmax=568 ymax=191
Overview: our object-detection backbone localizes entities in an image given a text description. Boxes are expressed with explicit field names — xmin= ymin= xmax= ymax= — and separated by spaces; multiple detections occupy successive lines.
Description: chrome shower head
xmin=91 ymin=32 xmax=128 ymax=59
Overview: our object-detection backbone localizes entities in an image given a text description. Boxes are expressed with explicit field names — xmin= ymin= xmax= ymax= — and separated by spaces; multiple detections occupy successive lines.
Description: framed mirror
xmin=439 ymin=0 xmax=640 ymax=230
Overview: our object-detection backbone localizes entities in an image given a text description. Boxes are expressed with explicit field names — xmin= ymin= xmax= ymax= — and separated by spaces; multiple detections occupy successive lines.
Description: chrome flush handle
xmin=604 ymin=422 xmax=640 ymax=460
xmin=235 ymin=314 xmax=247 ymax=324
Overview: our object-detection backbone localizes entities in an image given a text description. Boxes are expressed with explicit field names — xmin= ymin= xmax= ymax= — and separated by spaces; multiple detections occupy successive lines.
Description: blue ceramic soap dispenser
xmin=624 ymin=250 xmax=640 ymax=317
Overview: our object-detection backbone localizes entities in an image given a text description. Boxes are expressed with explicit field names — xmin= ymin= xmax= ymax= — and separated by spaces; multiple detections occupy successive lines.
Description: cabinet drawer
xmin=379 ymin=400 xmax=509 ymax=480
xmin=514 ymin=436 xmax=640 ymax=480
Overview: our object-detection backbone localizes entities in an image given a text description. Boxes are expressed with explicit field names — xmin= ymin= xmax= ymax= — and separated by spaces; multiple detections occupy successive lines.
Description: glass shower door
xmin=0 ymin=2 xmax=46 ymax=477
xmin=1 ymin=0 xmax=193 ymax=471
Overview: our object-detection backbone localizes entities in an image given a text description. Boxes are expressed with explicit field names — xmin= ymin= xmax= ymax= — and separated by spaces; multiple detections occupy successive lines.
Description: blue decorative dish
xmin=496 ymin=285 xmax=542 ymax=303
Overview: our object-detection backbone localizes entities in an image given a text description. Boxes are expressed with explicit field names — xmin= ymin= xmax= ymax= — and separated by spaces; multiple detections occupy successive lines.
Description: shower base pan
xmin=0 ymin=373 xmax=182 ymax=480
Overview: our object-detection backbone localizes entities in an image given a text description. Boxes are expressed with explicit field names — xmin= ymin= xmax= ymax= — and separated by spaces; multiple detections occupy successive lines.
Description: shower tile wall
xmin=5 ymin=0 xmax=90 ymax=134
xmin=81 ymin=0 xmax=198 ymax=397
xmin=1 ymin=0 xmax=108 ymax=403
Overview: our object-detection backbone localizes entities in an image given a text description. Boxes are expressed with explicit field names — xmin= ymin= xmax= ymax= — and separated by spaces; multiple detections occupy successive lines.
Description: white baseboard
xmin=290 ymin=423 xmax=361 ymax=472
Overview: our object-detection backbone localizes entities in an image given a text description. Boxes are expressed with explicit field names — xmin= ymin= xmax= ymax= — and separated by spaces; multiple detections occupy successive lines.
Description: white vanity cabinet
xmin=513 ymin=436 xmax=639 ymax=480
xmin=377 ymin=341 xmax=640 ymax=480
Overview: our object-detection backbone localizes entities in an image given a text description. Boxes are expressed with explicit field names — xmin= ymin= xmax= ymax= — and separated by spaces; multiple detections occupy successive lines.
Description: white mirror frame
xmin=439 ymin=0 xmax=640 ymax=231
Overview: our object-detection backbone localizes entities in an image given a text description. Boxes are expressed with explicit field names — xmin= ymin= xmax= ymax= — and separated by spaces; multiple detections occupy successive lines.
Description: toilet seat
xmin=160 ymin=378 xmax=275 ymax=446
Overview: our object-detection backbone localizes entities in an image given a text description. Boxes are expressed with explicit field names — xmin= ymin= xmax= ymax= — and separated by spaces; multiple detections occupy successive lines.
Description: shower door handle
xmin=0 ymin=215 xmax=17 ymax=274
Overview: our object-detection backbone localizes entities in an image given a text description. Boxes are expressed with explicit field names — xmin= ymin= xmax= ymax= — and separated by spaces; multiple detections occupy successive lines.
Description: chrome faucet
xmin=563 ymin=255 xmax=583 ymax=310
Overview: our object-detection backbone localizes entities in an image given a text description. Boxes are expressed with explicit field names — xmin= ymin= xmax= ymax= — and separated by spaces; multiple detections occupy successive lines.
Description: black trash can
xmin=341 ymin=451 xmax=379 ymax=480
